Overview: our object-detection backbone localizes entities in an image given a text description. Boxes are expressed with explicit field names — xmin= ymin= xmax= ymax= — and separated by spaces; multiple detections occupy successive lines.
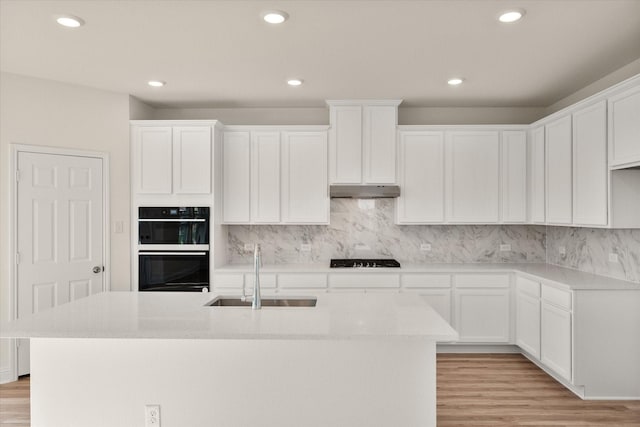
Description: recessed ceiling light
xmin=148 ymin=80 xmax=166 ymax=87
xmin=55 ymin=14 xmax=85 ymax=28
xmin=447 ymin=78 xmax=464 ymax=86
xmin=262 ymin=10 xmax=289 ymax=24
xmin=498 ymin=9 xmax=525 ymax=23
xmin=287 ymin=79 xmax=303 ymax=86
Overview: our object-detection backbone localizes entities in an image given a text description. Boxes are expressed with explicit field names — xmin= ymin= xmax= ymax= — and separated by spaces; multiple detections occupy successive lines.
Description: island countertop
xmin=0 ymin=292 xmax=458 ymax=341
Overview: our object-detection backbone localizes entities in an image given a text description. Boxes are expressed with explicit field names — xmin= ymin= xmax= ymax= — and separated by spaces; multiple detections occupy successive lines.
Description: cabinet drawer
xmin=455 ymin=274 xmax=510 ymax=288
xmin=516 ymin=276 xmax=540 ymax=298
xmin=541 ymin=285 xmax=572 ymax=310
xmin=329 ymin=273 xmax=400 ymax=288
xmin=278 ymin=273 xmax=327 ymax=289
xmin=244 ymin=273 xmax=277 ymax=288
xmin=402 ymin=274 xmax=451 ymax=288
xmin=212 ymin=273 xmax=244 ymax=289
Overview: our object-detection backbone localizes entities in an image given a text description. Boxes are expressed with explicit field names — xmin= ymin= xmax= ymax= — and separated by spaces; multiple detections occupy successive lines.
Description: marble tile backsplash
xmin=227 ymin=199 xmax=547 ymax=265
xmin=546 ymin=227 xmax=640 ymax=283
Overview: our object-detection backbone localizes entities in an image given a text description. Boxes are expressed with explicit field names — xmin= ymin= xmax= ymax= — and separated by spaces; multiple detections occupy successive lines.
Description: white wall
xmin=0 ymin=72 xmax=131 ymax=379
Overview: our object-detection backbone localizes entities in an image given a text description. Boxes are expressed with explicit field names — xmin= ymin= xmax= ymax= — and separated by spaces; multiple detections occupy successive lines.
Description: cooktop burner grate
xmin=330 ymin=259 xmax=401 ymax=268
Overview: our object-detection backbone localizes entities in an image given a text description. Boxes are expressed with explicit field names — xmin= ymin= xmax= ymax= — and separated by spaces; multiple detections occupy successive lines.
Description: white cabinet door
xmin=396 ymin=131 xmax=445 ymax=223
xmin=446 ymin=131 xmax=500 ymax=223
xmin=609 ymin=85 xmax=640 ymax=168
xmin=573 ymin=101 xmax=608 ymax=226
xmin=546 ymin=115 xmax=573 ymax=224
xmin=329 ymin=105 xmax=363 ymax=184
xmin=541 ymin=302 xmax=572 ymax=382
xmin=530 ymin=126 xmax=546 ymax=223
xmin=454 ymin=289 xmax=510 ymax=342
xmin=516 ymin=291 xmax=541 ymax=359
xmin=134 ymin=126 xmax=172 ymax=194
xmin=223 ymin=131 xmax=251 ymax=223
xmin=501 ymin=130 xmax=527 ymax=223
xmin=363 ymin=105 xmax=397 ymax=184
xmin=250 ymin=132 xmax=281 ymax=223
xmin=173 ymin=126 xmax=211 ymax=194
xmin=282 ymin=131 xmax=329 ymax=224
xmin=418 ymin=290 xmax=451 ymax=323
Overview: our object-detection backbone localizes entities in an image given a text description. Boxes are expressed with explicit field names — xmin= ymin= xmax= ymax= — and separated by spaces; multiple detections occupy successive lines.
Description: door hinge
xmin=15 ymin=252 xmax=20 ymax=264
xmin=15 ymin=170 xmax=20 ymax=182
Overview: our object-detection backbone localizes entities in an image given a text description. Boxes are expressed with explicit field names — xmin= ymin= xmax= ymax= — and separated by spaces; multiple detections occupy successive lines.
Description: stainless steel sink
xmin=206 ymin=296 xmax=317 ymax=307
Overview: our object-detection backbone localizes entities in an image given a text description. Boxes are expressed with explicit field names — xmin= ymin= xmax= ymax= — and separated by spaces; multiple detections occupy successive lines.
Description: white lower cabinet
xmin=515 ymin=277 xmax=541 ymax=358
xmin=453 ymin=274 xmax=510 ymax=343
xmin=401 ymin=273 xmax=452 ymax=323
xmin=540 ymin=295 xmax=572 ymax=382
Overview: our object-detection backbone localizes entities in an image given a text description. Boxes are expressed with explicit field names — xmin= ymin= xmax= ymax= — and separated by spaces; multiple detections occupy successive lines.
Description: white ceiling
xmin=1 ymin=0 xmax=640 ymax=109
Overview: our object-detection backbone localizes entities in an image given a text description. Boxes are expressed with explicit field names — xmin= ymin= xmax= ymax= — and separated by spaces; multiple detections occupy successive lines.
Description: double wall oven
xmin=138 ymin=207 xmax=210 ymax=292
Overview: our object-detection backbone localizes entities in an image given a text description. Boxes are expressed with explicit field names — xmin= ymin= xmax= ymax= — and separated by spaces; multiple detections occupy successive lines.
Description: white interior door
xmin=17 ymin=152 xmax=104 ymax=375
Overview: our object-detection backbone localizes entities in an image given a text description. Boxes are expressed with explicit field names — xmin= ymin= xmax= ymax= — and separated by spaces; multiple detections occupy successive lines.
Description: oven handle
xmin=139 ymin=252 xmax=208 ymax=256
xmin=138 ymin=218 xmax=207 ymax=222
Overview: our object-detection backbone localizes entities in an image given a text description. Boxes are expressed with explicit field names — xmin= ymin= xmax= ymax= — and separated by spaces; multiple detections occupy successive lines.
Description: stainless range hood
xmin=329 ymin=185 xmax=401 ymax=199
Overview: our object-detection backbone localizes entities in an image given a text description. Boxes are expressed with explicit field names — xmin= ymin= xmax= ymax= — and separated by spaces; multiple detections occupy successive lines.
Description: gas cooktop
xmin=330 ymin=258 xmax=401 ymax=268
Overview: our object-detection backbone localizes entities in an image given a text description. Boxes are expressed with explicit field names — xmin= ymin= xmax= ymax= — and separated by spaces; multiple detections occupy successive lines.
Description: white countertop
xmin=215 ymin=262 xmax=640 ymax=290
xmin=0 ymin=292 xmax=459 ymax=341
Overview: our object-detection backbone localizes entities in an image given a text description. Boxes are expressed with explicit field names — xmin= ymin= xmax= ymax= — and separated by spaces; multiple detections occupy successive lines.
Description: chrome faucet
xmin=252 ymin=244 xmax=262 ymax=309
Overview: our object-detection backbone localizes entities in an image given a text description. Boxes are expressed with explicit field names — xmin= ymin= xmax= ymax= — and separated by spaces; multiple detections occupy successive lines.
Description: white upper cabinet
xmin=134 ymin=126 xmax=173 ymax=194
xmin=363 ymin=105 xmax=397 ymax=183
xmin=173 ymin=126 xmax=212 ymax=194
xmin=530 ymin=126 xmax=546 ymax=224
xmin=608 ymin=84 xmax=640 ymax=168
xmin=132 ymin=124 xmax=213 ymax=195
xmin=223 ymin=131 xmax=251 ymax=223
xmin=328 ymin=100 xmax=401 ymax=184
xmin=223 ymin=128 xmax=329 ymax=225
xmin=396 ymin=131 xmax=445 ymax=223
xmin=329 ymin=104 xmax=362 ymax=184
xmin=282 ymin=132 xmax=329 ymax=224
xmin=446 ymin=131 xmax=500 ymax=223
xmin=545 ymin=115 xmax=573 ymax=225
xmin=501 ymin=131 xmax=528 ymax=223
xmin=572 ymin=101 xmax=608 ymax=226
xmin=250 ymin=132 xmax=281 ymax=223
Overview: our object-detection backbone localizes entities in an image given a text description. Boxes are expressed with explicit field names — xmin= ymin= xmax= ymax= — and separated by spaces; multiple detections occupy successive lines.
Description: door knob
xmin=92 ymin=266 xmax=102 ymax=274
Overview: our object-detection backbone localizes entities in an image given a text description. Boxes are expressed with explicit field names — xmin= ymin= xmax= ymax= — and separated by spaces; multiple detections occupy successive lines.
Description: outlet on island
xmin=300 ymin=244 xmax=312 ymax=252
xmin=420 ymin=243 xmax=432 ymax=252
xmin=145 ymin=405 xmax=161 ymax=427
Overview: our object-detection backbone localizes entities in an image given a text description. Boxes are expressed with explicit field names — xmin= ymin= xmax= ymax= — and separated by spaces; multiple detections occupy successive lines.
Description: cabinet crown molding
xmin=325 ymin=99 xmax=403 ymax=107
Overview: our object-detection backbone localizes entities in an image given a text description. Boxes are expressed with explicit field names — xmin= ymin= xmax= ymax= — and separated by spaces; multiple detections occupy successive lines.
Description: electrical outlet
xmin=608 ymin=253 xmax=619 ymax=263
xmin=354 ymin=244 xmax=371 ymax=251
xmin=500 ymin=244 xmax=511 ymax=252
xmin=300 ymin=243 xmax=311 ymax=252
xmin=145 ymin=405 xmax=161 ymax=427
xmin=420 ymin=243 xmax=432 ymax=252
xmin=244 ymin=243 xmax=254 ymax=252
xmin=559 ymin=246 xmax=566 ymax=256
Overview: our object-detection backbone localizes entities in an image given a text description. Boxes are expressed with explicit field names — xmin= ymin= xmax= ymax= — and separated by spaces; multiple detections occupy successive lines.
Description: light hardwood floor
xmin=1 ymin=354 xmax=639 ymax=426
xmin=0 ymin=376 xmax=29 ymax=427
xmin=437 ymin=354 xmax=640 ymax=426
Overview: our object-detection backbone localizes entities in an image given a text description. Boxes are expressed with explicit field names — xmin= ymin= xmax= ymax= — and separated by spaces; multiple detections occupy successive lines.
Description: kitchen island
xmin=1 ymin=292 xmax=457 ymax=427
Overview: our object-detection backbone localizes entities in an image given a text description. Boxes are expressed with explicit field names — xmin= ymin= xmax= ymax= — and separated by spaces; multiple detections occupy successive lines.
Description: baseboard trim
xmin=437 ymin=343 xmax=521 ymax=353
xmin=0 ymin=367 xmax=17 ymax=385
